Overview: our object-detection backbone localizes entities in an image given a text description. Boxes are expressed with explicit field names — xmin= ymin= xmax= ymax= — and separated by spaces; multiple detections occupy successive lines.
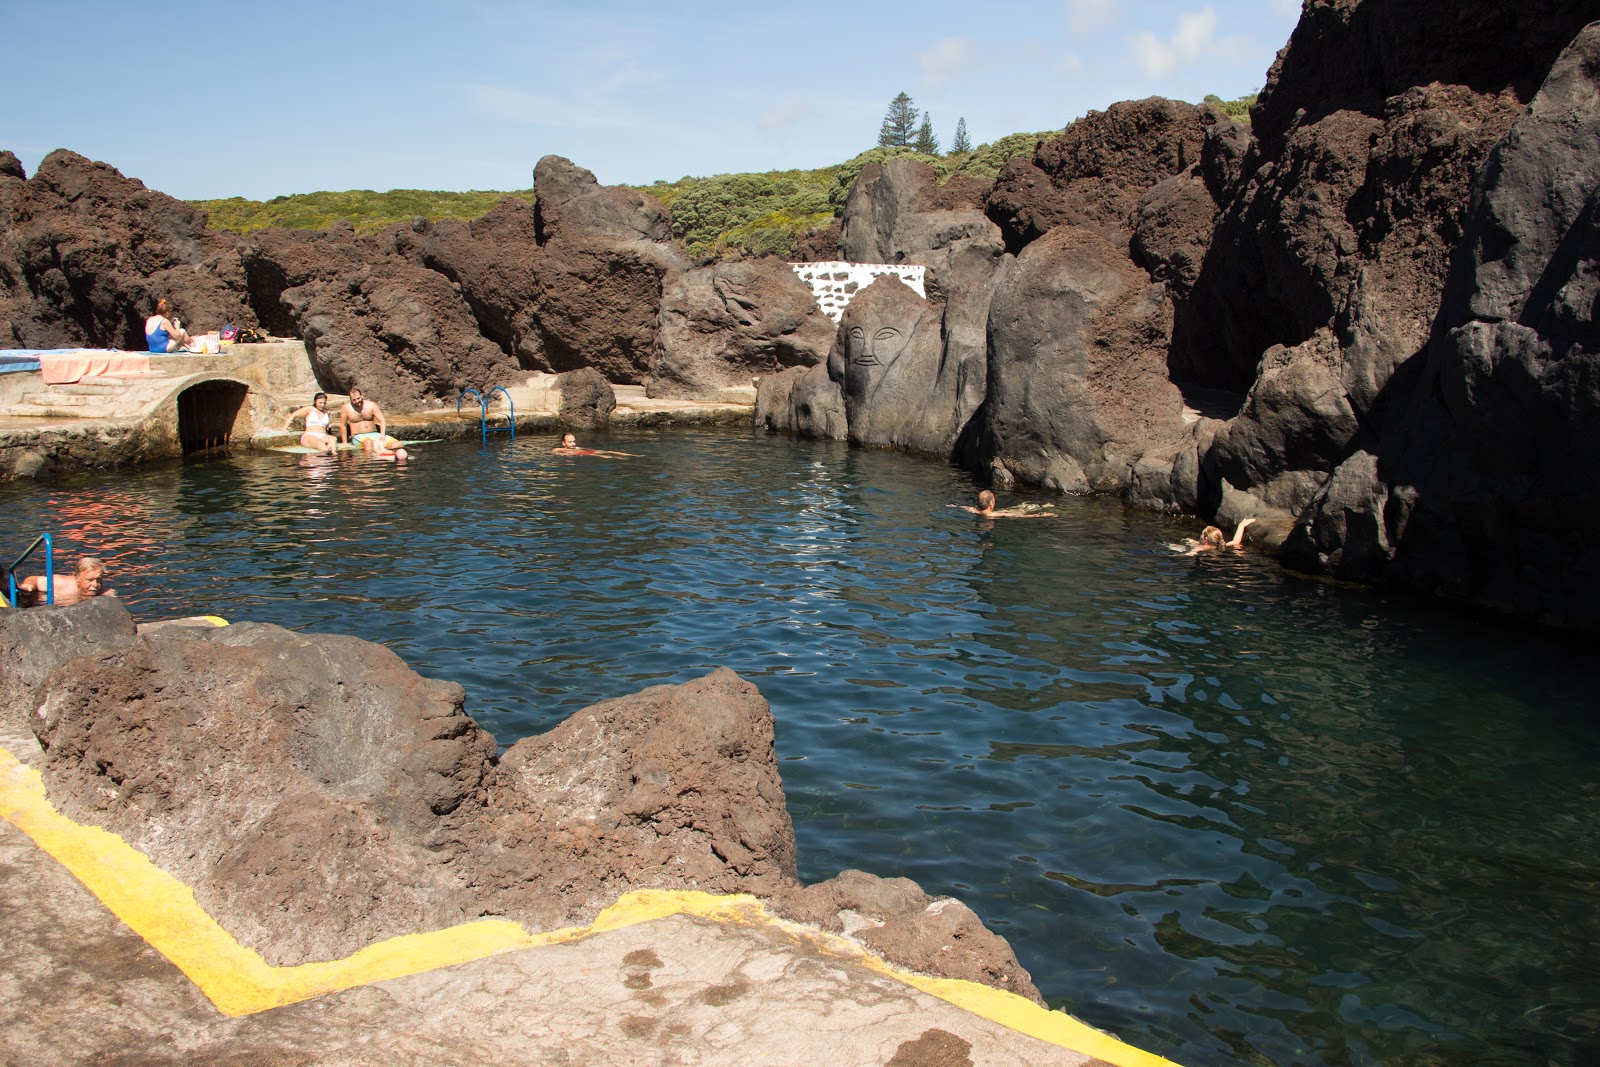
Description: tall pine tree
xmin=877 ymin=92 xmax=919 ymax=148
xmin=950 ymin=117 xmax=972 ymax=154
xmin=914 ymin=114 xmax=940 ymax=155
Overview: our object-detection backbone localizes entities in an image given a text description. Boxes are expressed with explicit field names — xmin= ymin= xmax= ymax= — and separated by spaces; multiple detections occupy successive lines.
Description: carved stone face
xmin=846 ymin=323 xmax=911 ymax=369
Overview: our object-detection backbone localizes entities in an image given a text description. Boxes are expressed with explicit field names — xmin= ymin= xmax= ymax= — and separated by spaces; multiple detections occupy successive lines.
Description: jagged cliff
xmin=4 ymin=0 xmax=1598 ymax=627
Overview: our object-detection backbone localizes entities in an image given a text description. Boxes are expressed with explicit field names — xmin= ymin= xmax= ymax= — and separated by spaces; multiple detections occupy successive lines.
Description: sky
xmin=2 ymin=0 xmax=1302 ymax=202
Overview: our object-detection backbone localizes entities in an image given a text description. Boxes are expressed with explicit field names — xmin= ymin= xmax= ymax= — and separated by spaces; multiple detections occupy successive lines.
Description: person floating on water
xmin=950 ymin=489 xmax=1055 ymax=518
xmin=339 ymin=386 xmax=387 ymax=447
xmin=16 ymin=557 xmax=115 ymax=606
xmin=360 ymin=434 xmax=409 ymax=462
xmin=283 ymin=392 xmax=339 ymax=454
xmin=1174 ymin=517 xmax=1257 ymax=555
xmin=551 ymin=432 xmax=634 ymax=457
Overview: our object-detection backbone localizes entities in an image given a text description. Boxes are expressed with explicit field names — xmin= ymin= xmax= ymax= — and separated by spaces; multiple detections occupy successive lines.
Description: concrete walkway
xmin=0 ymin=724 xmax=1178 ymax=1067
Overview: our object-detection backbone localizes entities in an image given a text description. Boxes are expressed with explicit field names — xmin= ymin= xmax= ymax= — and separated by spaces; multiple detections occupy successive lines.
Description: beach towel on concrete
xmin=39 ymin=352 xmax=152 ymax=384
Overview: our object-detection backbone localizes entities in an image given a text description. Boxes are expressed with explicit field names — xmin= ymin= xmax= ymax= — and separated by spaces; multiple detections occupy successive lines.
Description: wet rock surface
xmin=9 ymin=608 xmax=1038 ymax=994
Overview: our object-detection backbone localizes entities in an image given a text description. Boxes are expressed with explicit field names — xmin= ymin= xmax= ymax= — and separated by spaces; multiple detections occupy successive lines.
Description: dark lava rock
xmin=530 ymin=239 xmax=684 ymax=385
xmin=829 ymin=276 xmax=981 ymax=457
xmin=33 ymin=622 xmax=497 ymax=964
xmin=839 ymin=157 xmax=1000 ymax=267
xmin=1291 ymin=21 xmax=1600 ymax=627
xmin=985 ymin=98 xmax=1220 ymax=255
xmin=0 ymin=150 xmax=257 ymax=349
xmin=651 ymin=258 xmax=835 ymax=399
xmin=411 ymin=198 xmax=548 ymax=371
xmin=18 ymin=614 xmax=1043 ymax=994
xmin=792 ymin=218 xmax=841 ymax=262
xmin=555 ymin=366 xmax=616 ymax=427
xmin=983 ymin=224 xmax=1186 ymax=494
xmin=756 ymin=363 xmax=847 ymax=440
xmin=532 ymin=155 xmax=672 ymax=246
xmin=0 ymin=597 xmax=136 ymax=733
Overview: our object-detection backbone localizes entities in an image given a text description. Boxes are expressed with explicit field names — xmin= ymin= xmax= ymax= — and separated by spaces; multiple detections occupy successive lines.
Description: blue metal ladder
xmin=457 ymin=386 xmax=516 ymax=445
xmin=3 ymin=532 xmax=54 ymax=608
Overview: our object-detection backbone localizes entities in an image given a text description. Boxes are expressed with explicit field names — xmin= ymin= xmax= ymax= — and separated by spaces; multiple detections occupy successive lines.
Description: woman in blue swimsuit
xmin=144 ymin=298 xmax=196 ymax=353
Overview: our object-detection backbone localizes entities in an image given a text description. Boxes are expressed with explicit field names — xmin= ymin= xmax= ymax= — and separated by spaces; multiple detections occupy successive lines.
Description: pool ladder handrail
xmin=4 ymin=532 xmax=54 ymax=608
xmin=457 ymin=386 xmax=516 ymax=445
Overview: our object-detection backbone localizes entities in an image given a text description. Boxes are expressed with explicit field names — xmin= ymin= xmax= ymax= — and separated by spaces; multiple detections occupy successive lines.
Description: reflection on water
xmin=4 ymin=429 xmax=1598 ymax=1067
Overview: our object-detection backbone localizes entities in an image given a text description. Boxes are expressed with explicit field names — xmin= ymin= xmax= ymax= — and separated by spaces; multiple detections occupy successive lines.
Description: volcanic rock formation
xmin=2 ymin=600 xmax=1039 ymax=1000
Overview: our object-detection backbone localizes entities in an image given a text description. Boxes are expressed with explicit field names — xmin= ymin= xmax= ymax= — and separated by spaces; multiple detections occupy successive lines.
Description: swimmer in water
xmin=950 ymin=489 xmax=1055 ymax=518
xmin=360 ymin=433 xmax=409 ymax=462
xmin=1175 ymin=517 xmax=1256 ymax=555
xmin=551 ymin=433 xmax=635 ymax=457
xmin=17 ymin=557 xmax=116 ymax=606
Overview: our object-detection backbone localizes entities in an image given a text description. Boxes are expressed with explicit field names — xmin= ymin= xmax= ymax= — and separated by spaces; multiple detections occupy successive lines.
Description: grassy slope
xmin=191 ymin=93 xmax=1254 ymax=257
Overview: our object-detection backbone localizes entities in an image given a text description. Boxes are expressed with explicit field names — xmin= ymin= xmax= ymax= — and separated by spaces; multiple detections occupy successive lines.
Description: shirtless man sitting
xmin=17 ymin=557 xmax=115 ymax=606
xmin=339 ymin=386 xmax=387 ymax=446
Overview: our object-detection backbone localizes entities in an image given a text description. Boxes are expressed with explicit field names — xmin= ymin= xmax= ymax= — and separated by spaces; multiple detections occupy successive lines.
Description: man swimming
xmin=17 ymin=557 xmax=115 ymax=606
xmin=551 ymin=433 xmax=634 ymax=457
xmin=339 ymin=387 xmax=387 ymax=445
xmin=951 ymin=490 xmax=1055 ymax=518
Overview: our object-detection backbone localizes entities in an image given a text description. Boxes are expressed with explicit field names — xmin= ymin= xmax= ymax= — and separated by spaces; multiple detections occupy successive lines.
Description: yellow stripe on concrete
xmin=0 ymin=744 xmax=1178 ymax=1066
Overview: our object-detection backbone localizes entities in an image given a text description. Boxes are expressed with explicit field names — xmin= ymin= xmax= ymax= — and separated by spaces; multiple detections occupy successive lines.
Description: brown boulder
xmin=0 ymin=150 xmax=256 ymax=349
xmin=773 ymin=869 xmax=1042 ymax=1005
xmin=651 ymin=258 xmax=836 ymax=399
xmin=411 ymin=199 xmax=548 ymax=371
xmin=983 ymin=225 xmax=1187 ymax=493
xmin=985 ymin=98 xmax=1219 ymax=254
xmin=555 ymin=366 xmax=616 ymax=427
xmin=0 ymin=596 xmax=136 ymax=733
xmin=839 ymin=157 xmax=1001 ymax=266
xmin=460 ymin=668 xmax=798 ymax=924
xmin=33 ymin=622 xmax=497 ymax=964
xmin=532 ymin=155 xmax=671 ymax=246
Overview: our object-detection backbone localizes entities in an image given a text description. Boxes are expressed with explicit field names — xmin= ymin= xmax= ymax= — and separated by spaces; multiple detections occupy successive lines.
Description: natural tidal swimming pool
xmin=5 ymin=427 xmax=1599 ymax=1066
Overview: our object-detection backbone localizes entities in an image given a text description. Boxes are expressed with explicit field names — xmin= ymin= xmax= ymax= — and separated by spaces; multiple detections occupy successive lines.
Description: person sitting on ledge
xmin=1176 ymin=517 xmax=1257 ymax=555
xmin=144 ymin=298 xmax=199 ymax=353
xmin=283 ymin=392 xmax=339 ymax=454
xmin=950 ymin=489 xmax=1054 ymax=518
xmin=17 ymin=557 xmax=115 ymax=606
xmin=339 ymin=386 xmax=387 ymax=445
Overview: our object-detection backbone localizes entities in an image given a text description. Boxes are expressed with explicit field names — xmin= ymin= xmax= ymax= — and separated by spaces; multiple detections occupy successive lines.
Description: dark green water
xmin=5 ymin=428 xmax=1598 ymax=1067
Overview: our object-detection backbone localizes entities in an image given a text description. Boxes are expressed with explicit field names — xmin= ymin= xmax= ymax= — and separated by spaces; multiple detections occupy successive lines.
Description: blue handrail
xmin=457 ymin=386 xmax=516 ymax=445
xmin=5 ymin=532 xmax=54 ymax=607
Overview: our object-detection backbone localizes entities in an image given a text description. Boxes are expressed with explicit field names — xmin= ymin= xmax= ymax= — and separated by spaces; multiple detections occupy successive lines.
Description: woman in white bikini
xmin=283 ymin=393 xmax=339 ymax=454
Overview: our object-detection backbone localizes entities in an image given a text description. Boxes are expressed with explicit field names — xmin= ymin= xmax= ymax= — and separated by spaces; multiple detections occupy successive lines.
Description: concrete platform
xmin=0 ymin=725 xmax=1178 ymax=1067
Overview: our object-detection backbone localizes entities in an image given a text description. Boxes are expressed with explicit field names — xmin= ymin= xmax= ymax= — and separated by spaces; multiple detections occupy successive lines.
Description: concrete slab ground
xmin=0 ymin=725 xmax=1181 ymax=1067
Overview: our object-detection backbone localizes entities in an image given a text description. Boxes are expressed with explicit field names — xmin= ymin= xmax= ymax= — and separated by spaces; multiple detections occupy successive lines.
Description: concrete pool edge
xmin=0 ymin=741 xmax=1180 ymax=1067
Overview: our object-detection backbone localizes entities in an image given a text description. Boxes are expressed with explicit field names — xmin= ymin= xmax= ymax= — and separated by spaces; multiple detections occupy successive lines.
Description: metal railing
xmin=457 ymin=386 xmax=516 ymax=446
xmin=4 ymin=532 xmax=53 ymax=608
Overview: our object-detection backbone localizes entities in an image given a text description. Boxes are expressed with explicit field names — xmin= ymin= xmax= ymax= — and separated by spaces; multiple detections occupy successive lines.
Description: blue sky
xmin=2 ymin=0 xmax=1301 ymax=201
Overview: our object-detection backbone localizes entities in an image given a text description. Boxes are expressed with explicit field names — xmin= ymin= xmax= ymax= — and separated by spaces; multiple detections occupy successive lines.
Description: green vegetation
xmin=191 ymin=91 xmax=1246 ymax=258
xmin=192 ymin=188 xmax=537 ymax=235
xmin=878 ymin=92 xmax=920 ymax=149
xmin=1204 ymin=90 xmax=1260 ymax=123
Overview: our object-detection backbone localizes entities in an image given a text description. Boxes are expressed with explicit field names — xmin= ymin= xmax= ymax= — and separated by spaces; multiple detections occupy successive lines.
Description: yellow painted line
xmin=0 ymin=744 xmax=1178 ymax=1066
